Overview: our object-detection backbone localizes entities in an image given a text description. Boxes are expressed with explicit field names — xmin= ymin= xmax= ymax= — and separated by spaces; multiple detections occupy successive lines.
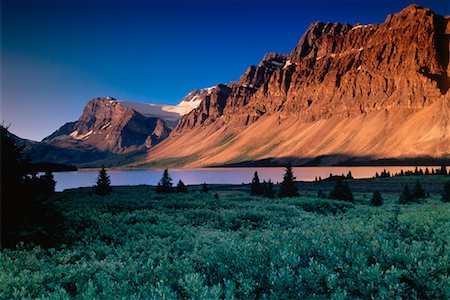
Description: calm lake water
xmin=54 ymin=166 xmax=421 ymax=191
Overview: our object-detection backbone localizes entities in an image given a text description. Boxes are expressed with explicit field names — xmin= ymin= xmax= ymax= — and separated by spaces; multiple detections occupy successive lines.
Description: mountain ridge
xmin=137 ymin=4 xmax=449 ymax=167
xmin=23 ymin=4 xmax=450 ymax=167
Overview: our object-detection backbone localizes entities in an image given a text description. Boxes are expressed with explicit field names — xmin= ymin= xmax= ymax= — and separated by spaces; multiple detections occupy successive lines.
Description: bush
xmin=413 ymin=181 xmax=425 ymax=200
xmin=262 ymin=180 xmax=274 ymax=198
xmin=176 ymin=180 xmax=188 ymax=193
xmin=330 ymin=179 xmax=353 ymax=202
xmin=442 ymin=181 xmax=450 ymax=202
xmin=399 ymin=185 xmax=414 ymax=204
xmin=370 ymin=191 xmax=383 ymax=206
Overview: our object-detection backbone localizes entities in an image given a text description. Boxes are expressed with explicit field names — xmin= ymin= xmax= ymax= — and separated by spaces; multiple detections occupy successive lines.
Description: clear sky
xmin=1 ymin=0 xmax=449 ymax=141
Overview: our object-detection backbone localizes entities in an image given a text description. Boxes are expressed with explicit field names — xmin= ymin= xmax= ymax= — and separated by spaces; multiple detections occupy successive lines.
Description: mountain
xmin=34 ymin=95 xmax=202 ymax=165
xmin=132 ymin=4 xmax=449 ymax=167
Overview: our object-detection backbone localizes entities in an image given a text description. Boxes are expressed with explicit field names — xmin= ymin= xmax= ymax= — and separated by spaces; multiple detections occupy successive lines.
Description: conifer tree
xmin=330 ymin=179 xmax=354 ymax=202
xmin=278 ymin=166 xmax=299 ymax=197
xmin=399 ymin=185 xmax=413 ymax=204
xmin=346 ymin=171 xmax=353 ymax=179
xmin=370 ymin=190 xmax=383 ymax=206
xmin=176 ymin=179 xmax=188 ymax=193
xmin=94 ymin=167 xmax=112 ymax=196
xmin=413 ymin=181 xmax=425 ymax=199
xmin=442 ymin=181 xmax=450 ymax=202
xmin=250 ymin=171 xmax=262 ymax=195
xmin=438 ymin=165 xmax=448 ymax=175
xmin=156 ymin=169 xmax=173 ymax=193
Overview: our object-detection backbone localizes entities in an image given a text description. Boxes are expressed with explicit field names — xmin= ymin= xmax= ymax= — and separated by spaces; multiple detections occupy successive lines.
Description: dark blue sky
xmin=2 ymin=0 xmax=449 ymax=141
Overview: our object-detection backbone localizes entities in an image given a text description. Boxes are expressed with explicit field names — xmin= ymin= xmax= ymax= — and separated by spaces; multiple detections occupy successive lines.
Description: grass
xmin=1 ymin=177 xmax=449 ymax=299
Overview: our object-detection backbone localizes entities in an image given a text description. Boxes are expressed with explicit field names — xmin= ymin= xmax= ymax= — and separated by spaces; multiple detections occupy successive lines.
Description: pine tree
xmin=94 ymin=167 xmax=112 ymax=196
xmin=278 ymin=166 xmax=299 ymax=197
xmin=399 ymin=185 xmax=413 ymax=204
xmin=413 ymin=181 xmax=425 ymax=200
xmin=346 ymin=171 xmax=353 ymax=179
xmin=370 ymin=190 xmax=383 ymax=206
xmin=330 ymin=179 xmax=354 ymax=202
xmin=250 ymin=171 xmax=263 ymax=195
xmin=438 ymin=165 xmax=448 ymax=175
xmin=441 ymin=181 xmax=450 ymax=203
xmin=176 ymin=180 xmax=188 ymax=193
xmin=156 ymin=169 xmax=173 ymax=193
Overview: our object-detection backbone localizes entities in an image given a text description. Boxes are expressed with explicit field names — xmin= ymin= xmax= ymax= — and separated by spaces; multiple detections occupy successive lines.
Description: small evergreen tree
xmin=330 ymin=179 xmax=354 ymax=202
xmin=370 ymin=190 xmax=383 ymax=206
xmin=413 ymin=181 xmax=425 ymax=199
xmin=278 ymin=166 xmax=299 ymax=197
xmin=250 ymin=171 xmax=263 ymax=195
xmin=441 ymin=181 xmax=450 ymax=202
xmin=176 ymin=180 xmax=188 ymax=193
xmin=156 ymin=169 xmax=173 ymax=193
xmin=262 ymin=180 xmax=274 ymax=198
xmin=399 ymin=185 xmax=413 ymax=204
xmin=201 ymin=182 xmax=209 ymax=193
xmin=94 ymin=167 xmax=112 ymax=196
xmin=346 ymin=171 xmax=353 ymax=179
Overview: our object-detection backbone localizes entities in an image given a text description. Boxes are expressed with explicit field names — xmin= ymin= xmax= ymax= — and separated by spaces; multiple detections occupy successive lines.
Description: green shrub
xmin=330 ymin=179 xmax=354 ymax=202
xmin=370 ymin=191 xmax=383 ymax=206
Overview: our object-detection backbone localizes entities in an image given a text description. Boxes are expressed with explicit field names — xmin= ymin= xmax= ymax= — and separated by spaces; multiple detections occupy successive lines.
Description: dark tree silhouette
xmin=442 ymin=181 xmax=450 ymax=203
xmin=250 ymin=171 xmax=263 ymax=195
xmin=1 ymin=125 xmax=62 ymax=248
xmin=330 ymin=179 xmax=354 ymax=202
xmin=278 ymin=166 xmax=299 ymax=197
xmin=262 ymin=180 xmax=274 ymax=198
xmin=201 ymin=182 xmax=209 ymax=193
xmin=42 ymin=171 xmax=56 ymax=196
xmin=438 ymin=165 xmax=448 ymax=175
xmin=399 ymin=185 xmax=414 ymax=204
xmin=413 ymin=181 xmax=425 ymax=200
xmin=370 ymin=191 xmax=383 ymax=206
xmin=346 ymin=171 xmax=353 ymax=179
xmin=176 ymin=180 xmax=188 ymax=193
xmin=155 ymin=169 xmax=173 ymax=193
xmin=94 ymin=167 xmax=112 ymax=196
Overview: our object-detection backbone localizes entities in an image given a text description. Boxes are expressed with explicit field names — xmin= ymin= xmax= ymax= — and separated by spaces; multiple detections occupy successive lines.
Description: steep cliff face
xmin=140 ymin=5 xmax=450 ymax=167
xmin=248 ymin=5 xmax=449 ymax=122
xmin=45 ymin=97 xmax=171 ymax=154
xmin=175 ymin=53 xmax=288 ymax=133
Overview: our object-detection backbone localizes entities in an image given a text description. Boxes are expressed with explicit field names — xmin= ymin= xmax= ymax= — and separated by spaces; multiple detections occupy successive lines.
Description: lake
xmin=54 ymin=166 xmax=422 ymax=191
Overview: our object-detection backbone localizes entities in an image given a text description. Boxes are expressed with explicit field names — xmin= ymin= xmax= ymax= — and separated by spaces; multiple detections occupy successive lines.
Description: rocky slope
xmin=44 ymin=97 xmax=171 ymax=154
xmin=37 ymin=95 xmax=204 ymax=164
xmin=136 ymin=4 xmax=449 ymax=167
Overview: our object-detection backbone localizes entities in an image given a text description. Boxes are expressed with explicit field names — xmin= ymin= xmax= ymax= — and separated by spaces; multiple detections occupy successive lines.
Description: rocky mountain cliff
xmin=136 ymin=4 xmax=449 ymax=167
xmin=44 ymin=97 xmax=171 ymax=155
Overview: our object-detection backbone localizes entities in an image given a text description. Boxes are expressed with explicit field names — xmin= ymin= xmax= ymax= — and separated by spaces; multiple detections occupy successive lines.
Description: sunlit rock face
xmin=141 ymin=5 xmax=450 ymax=167
xmin=44 ymin=98 xmax=172 ymax=154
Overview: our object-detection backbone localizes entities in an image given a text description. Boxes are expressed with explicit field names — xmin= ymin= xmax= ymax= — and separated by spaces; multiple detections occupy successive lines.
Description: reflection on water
xmin=54 ymin=166 xmax=422 ymax=191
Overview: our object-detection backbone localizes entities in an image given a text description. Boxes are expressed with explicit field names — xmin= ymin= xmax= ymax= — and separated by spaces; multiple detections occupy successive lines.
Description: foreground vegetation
xmin=1 ymin=178 xmax=449 ymax=299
